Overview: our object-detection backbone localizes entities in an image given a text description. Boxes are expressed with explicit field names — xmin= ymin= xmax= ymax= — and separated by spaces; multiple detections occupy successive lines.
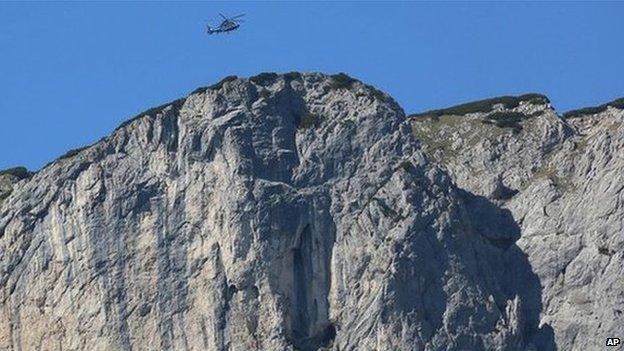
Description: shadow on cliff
xmin=459 ymin=190 xmax=557 ymax=351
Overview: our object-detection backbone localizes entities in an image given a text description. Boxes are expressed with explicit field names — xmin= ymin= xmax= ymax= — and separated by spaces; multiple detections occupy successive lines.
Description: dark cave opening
xmin=289 ymin=224 xmax=336 ymax=351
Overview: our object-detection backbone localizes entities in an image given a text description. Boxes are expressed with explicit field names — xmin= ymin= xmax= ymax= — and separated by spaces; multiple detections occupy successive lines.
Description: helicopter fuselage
xmin=207 ymin=25 xmax=239 ymax=34
xmin=206 ymin=14 xmax=243 ymax=35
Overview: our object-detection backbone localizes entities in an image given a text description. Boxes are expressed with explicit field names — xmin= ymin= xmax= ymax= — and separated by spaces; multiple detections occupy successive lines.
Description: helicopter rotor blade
xmin=219 ymin=13 xmax=227 ymax=20
xmin=231 ymin=14 xmax=246 ymax=19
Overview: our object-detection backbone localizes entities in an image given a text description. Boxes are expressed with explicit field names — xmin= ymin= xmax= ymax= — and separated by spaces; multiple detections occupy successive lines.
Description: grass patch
xmin=298 ymin=112 xmax=324 ymax=129
xmin=410 ymin=116 xmax=463 ymax=161
xmin=410 ymin=93 xmax=549 ymax=118
xmin=563 ymin=97 xmax=624 ymax=119
xmin=250 ymin=72 xmax=279 ymax=86
xmin=411 ymin=114 xmax=514 ymax=164
xmin=329 ymin=73 xmax=358 ymax=90
xmin=0 ymin=166 xmax=31 ymax=179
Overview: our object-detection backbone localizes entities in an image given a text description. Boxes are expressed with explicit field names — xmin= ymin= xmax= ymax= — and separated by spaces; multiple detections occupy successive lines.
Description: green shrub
xmin=58 ymin=146 xmax=90 ymax=160
xmin=399 ymin=161 xmax=415 ymax=172
xmin=0 ymin=166 xmax=31 ymax=179
xmin=329 ymin=73 xmax=358 ymax=90
xmin=410 ymin=93 xmax=549 ymax=118
xmin=365 ymin=84 xmax=387 ymax=101
xmin=284 ymin=72 xmax=302 ymax=82
xmin=482 ymin=111 xmax=526 ymax=133
xmin=190 ymin=75 xmax=238 ymax=95
xmin=488 ymin=111 xmax=526 ymax=124
xmin=258 ymin=89 xmax=271 ymax=99
xmin=524 ymin=94 xmax=551 ymax=105
xmin=563 ymin=97 xmax=624 ymax=119
xmin=598 ymin=246 xmax=613 ymax=256
xmin=564 ymin=106 xmax=605 ymax=119
xmin=208 ymin=75 xmax=238 ymax=90
xmin=250 ymin=72 xmax=279 ymax=86
xmin=298 ymin=112 xmax=324 ymax=129
xmin=612 ymin=98 xmax=624 ymax=109
xmin=189 ymin=86 xmax=207 ymax=95
xmin=116 ymin=98 xmax=185 ymax=131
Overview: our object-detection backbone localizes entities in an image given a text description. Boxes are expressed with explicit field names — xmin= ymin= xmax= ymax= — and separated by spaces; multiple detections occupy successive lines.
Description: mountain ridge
xmin=1 ymin=72 xmax=622 ymax=350
xmin=2 ymin=72 xmax=621 ymax=177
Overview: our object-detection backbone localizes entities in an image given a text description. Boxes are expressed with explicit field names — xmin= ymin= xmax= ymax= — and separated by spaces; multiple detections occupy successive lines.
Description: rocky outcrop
xmin=0 ymin=167 xmax=32 ymax=203
xmin=411 ymin=97 xmax=624 ymax=351
xmin=0 ymin=72 xmax=621 ymax=350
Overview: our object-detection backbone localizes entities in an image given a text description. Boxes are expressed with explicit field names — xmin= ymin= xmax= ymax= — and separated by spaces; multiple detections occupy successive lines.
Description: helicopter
xmin=206 ymin=13 xmax=245 ymax=34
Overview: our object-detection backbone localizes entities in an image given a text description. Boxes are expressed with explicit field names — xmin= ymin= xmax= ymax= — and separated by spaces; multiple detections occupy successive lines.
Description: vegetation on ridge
xmin=329 ymin=73 xmax=359 ymax=90
xmin=250 ymin=72 xmax=279 ymax=86
xmin=283 ymin=72 xmax=303 ymax=82
xmin=329 ymin=72 xmax=389 ymax=102
xmin=58 ymin=146 xmax=91 ymax=160
xmin=190 ymin=75 xmax=239 ymax=95
xmin=116 ymin=98 xmax=186 ymax=132
xmin=410 ymin=94 xmax=549 ymax=118
xmin=563 ymin=97 xmax=624 ymax=119
xmin=0 ymin=166 xmax=32 ymax=179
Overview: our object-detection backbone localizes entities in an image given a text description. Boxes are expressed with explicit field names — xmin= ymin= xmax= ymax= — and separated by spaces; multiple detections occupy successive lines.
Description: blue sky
xmin=1 ymin=2 xmax=623 ymax=170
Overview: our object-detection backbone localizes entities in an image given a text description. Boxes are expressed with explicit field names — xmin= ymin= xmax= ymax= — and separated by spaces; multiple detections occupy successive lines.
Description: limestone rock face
xmin=412 ymin=99 xmax=624 ymax=351
xmin=0 ymin=73 xmax=621 ymax=351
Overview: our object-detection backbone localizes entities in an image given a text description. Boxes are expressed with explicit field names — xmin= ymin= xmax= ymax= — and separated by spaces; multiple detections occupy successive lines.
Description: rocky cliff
xmin=0 ymin=73 xmax=622 ymax=350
